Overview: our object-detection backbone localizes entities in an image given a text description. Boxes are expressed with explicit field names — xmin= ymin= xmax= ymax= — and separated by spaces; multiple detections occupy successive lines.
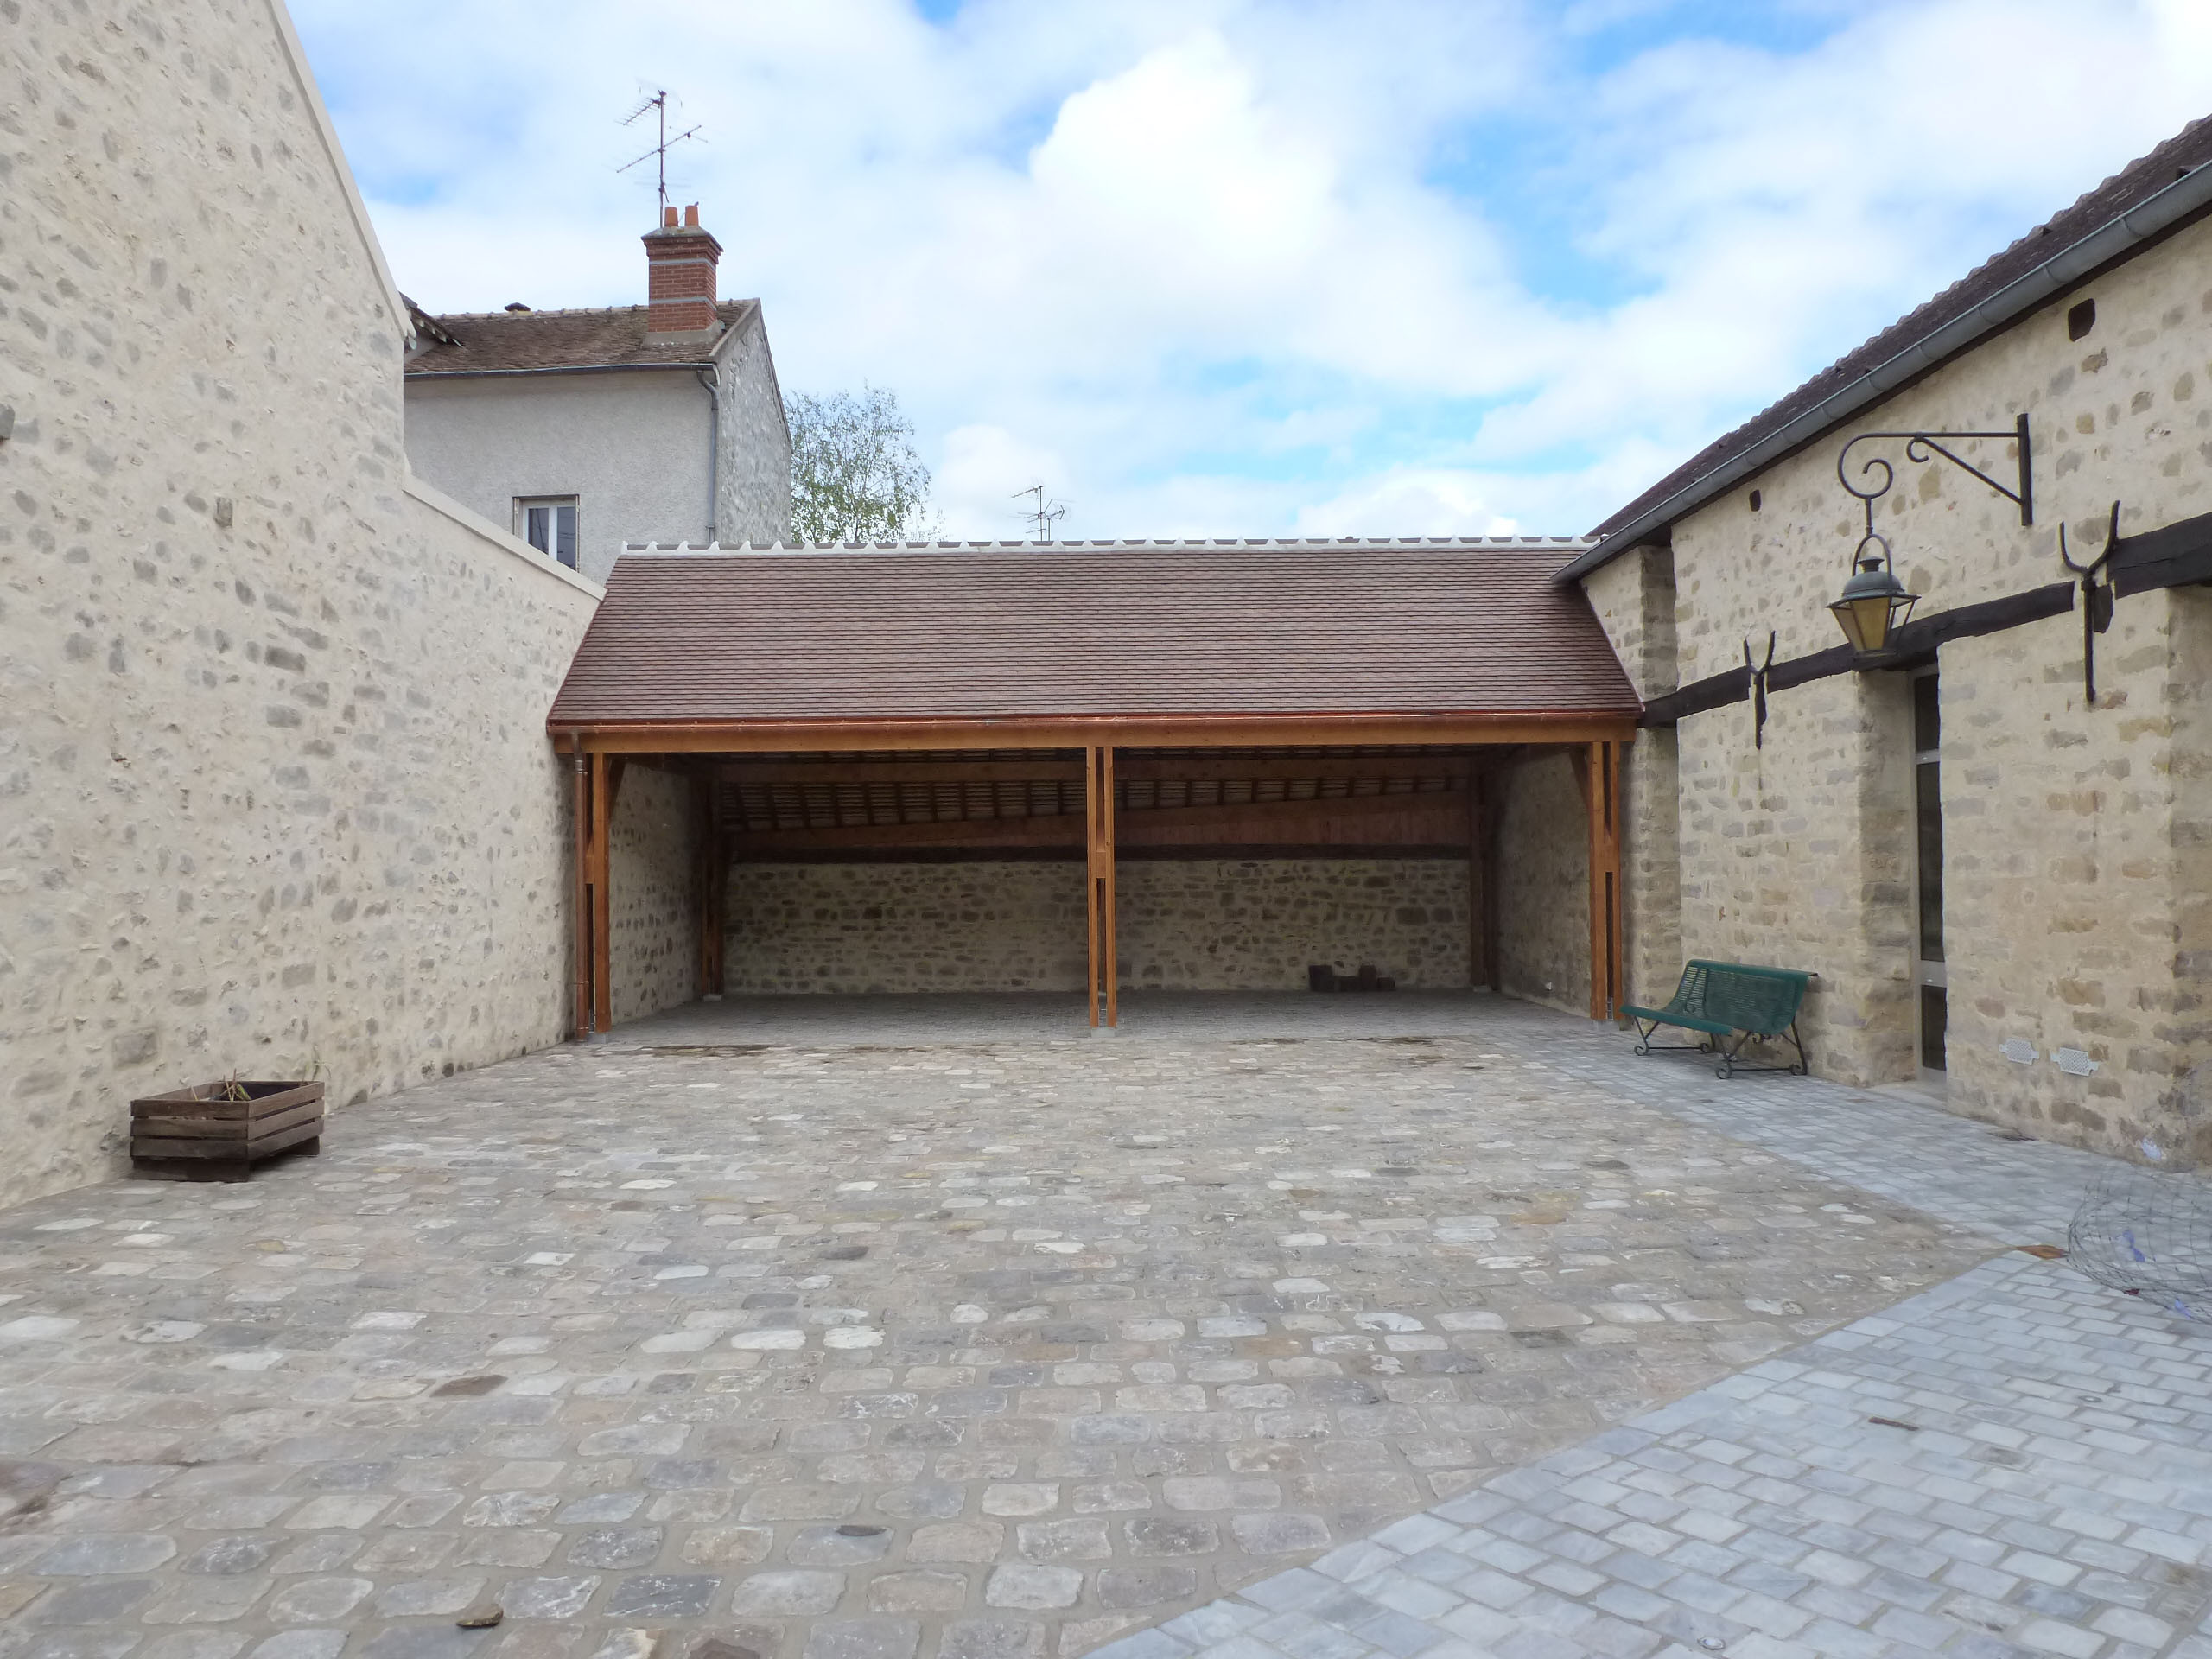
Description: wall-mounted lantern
xmin=1827 ymin=536 xmax=1916 ymax=656
xmin=1830 ymin=414 xmax=2031 ymax=661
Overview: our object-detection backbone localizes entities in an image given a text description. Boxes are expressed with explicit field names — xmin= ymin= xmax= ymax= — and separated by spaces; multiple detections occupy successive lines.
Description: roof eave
xmin=1555 ymin=155 xmax=2212 ymax=587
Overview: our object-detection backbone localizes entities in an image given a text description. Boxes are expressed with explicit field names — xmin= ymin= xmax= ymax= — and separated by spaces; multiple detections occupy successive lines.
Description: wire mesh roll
xmin=2067 ymin=1160 xmax=2212 ymax=1320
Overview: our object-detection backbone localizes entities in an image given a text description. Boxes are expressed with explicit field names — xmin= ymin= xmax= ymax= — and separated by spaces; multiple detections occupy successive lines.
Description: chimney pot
xmin=663 ymin=206 xmax=678 ymax=228
xmin=683 ymin=203 xmax=699 ymax=227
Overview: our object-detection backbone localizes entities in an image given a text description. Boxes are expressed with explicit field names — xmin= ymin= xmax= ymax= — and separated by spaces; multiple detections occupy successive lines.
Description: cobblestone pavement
xmin=0 ymin=995 xmax=2002 ymax=1659
xmin=1082 ymin=999 xmax=2212 ymax=1659
xmin=1110 ymin=1254 xmax=2212 ymax=1659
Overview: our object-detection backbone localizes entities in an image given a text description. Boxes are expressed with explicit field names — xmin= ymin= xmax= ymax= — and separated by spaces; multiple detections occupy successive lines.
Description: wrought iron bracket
xmin=1837 ymin=413 xmax=2033 ymax=543
xmin=2059 ymin=500 xmax=2120 ymax=706
xmin=1744 ymin=632 xmax=1776 ymax=749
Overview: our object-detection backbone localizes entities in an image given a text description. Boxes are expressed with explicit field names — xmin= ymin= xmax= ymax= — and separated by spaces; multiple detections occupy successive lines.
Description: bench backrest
xmin=1676 ymin=959 xmax=1811 ymax=1036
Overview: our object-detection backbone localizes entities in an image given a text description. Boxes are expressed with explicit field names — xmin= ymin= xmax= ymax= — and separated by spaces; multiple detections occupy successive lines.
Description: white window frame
xmin=516 ymin=496 xmax=580 ymax=569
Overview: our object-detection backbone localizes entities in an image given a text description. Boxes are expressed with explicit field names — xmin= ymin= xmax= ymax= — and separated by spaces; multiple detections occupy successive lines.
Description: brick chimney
xmin=642 ymin=203 xmax=722 ymax=340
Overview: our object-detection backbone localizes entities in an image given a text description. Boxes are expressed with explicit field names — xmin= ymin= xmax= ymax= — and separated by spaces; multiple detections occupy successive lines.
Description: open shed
xmin=545 ymin=539 xmax=1643 ymax=1031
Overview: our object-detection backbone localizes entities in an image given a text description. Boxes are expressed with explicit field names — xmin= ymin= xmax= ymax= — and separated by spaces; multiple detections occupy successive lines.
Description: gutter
xmin=404 ymin=363 xmax=717 ymax=381
xmin=1555 ymin=157 xmax=2212 ymax=587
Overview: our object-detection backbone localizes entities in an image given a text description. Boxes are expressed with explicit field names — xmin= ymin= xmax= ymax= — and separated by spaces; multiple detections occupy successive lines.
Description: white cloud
xmin=294 ymin=0 xmax=2212 ymax=538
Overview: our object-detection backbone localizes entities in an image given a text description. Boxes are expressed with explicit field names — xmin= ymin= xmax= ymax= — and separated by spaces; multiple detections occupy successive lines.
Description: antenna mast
xmin=619 ymin=89 xmax=704 ymax=218
xmin=1014 ymin=484 xmax=1067 ymax=544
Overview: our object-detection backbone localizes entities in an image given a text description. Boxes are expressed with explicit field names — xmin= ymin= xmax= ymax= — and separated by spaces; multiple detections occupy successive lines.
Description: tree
xmin=785 ymin=385 xmax=939 ymax=543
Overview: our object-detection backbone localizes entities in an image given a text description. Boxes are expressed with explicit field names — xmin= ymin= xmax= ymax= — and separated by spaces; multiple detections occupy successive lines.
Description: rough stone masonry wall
xmin=0 ymin=1 xmax=617 ymax=1207
xmin=723 ymin=861 xmax=1471 ymax=994
xmin=1657 ymin=211 xmax=2212 ymax=1157
xmin=608 ymin=766 xmax=701 ymax=1025
xmin=1494 ymin=755 xmax=1591 ymax=1016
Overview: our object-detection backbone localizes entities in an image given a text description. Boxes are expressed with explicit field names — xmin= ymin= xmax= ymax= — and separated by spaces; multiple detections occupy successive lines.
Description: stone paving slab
xmin=1104 ymin=1253 xmax=2212 ymax=1659
xmin=0 ymin=1001 xmax=1992 ymax=1659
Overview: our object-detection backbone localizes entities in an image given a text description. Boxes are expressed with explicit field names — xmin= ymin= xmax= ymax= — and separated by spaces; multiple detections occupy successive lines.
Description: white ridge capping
xmin=620 ymin=536 xmax=1596 ymax=554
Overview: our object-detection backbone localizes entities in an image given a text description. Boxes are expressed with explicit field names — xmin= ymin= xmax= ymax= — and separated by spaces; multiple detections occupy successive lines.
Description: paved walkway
xmin=0 ymin=995 xmax=2199 ymax=1659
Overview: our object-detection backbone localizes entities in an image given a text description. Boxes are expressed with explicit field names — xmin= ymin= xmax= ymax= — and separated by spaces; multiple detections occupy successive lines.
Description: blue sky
xmin=293 ymin=0 xmax=2212 ymax=541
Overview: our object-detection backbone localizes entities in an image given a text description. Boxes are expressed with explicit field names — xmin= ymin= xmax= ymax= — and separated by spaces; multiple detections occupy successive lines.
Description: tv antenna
xmin=618 ymin=89 xmax=704 ymax=218
xmin=1014 ymin=484 xmax=1066 ymax=544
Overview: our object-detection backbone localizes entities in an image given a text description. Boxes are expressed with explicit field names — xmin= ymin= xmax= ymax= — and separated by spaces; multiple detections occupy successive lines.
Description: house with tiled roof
xmin=403 ymin=205 xmax=791 ymax=581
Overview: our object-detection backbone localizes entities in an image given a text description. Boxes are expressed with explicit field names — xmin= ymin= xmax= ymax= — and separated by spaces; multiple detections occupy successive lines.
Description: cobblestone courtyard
xmin=0 ymin=995 xmax=2201 ymax=1659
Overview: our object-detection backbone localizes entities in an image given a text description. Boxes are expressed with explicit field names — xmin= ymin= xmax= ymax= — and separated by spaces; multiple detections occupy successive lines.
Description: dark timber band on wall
xmin=544 ymin=543 xmax=1648 ymax=1033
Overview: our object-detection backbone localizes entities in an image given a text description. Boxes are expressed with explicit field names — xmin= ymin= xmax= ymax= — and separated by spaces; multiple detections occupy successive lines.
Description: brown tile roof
xmin=1580 ymin=114 xmax=2212 ymax=558
xmin=404 ymin=299 xmax=760 ymax=374
xmin=547 ymin=542 xmax=1640 ymax=728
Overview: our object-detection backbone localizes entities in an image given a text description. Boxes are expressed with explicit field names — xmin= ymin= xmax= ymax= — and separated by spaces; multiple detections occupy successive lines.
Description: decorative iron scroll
xmin=1836 ymin=414 xmax=2034 ymax=541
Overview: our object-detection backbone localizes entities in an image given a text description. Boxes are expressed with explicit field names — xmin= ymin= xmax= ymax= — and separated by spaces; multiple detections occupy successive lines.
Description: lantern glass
xmin=1830 ymin=551 xmax=1915 ymax=656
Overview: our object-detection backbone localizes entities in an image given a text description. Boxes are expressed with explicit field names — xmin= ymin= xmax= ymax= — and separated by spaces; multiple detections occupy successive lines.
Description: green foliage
xmin=786 ymin=385 xmax=938 ymax=543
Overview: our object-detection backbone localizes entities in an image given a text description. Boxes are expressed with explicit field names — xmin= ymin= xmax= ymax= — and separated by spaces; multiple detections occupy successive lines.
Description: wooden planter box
xmin=130 ymin=1080 xmax=325 ymax=1181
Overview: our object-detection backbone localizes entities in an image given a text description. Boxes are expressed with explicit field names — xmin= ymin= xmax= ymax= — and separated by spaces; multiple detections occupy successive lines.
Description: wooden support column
xmin=581 ymin=754 xmax=626 ymax=1037
xmin=1084 ymin=746 xmax=1118 ymax=1027
xmin=1583 ymin=739 xmax=1624 ymax=1022
xmin=694 ymin=774 xmax=727 ymax=999
xmin=572 ymin=739 xmax=594 ymax=1037
xmin=1465 ymin=762 xmax=1482 ymax=990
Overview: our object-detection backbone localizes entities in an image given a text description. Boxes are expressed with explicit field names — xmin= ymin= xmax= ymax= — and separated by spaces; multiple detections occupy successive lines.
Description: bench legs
xmin=1633 ymin=1019 xmax=1808 ymax=1078
xmin=1714 ymin=1022 xmax=1808 ymax=1079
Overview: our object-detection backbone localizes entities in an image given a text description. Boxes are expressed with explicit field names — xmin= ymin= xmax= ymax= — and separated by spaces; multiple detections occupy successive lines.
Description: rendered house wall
xmin=714 ymin=308 xmax=795 ymax=548
xmin=0 ymin=0 xmax=632 ymax=1208
xmin=1601 ymin=212 xmax=2212 ymax=1159
xmin=403 ymin=371 xmax=715 ymax=582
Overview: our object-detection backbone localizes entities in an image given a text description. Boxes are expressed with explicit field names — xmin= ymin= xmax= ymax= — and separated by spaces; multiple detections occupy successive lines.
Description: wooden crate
xmin=130 ymin=1080 xmax=325 ymax=1181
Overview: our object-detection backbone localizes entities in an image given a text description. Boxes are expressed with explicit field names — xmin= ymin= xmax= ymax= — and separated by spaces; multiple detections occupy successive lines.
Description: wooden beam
xmin=729 ymin=814 xmax=1085 ymax=857
xmin=722 ymin=760 xmax=1085 ymax=785
xmin=1121 ymin=789 xmax=1464 ymax=842
xmin=721 ymin=787 xmax=1472 ymax=857
xmin=556 ymin=713 xmax=1643 ymax=754
xmin=1116 ymin=753 xmax=1477 ymax=782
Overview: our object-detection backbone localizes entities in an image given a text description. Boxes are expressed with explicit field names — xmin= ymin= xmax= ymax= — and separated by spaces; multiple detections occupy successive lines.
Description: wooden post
xmin=1584 ymin=739 xmax=1623 ymax=1022
xmin=1465 ymin=762 xmax=1481 ymax=990
xmin=1085 ymin=746 xmax=1118 ymax=1027
xmin=1102 ymin=746 xmax=1117 ymax=1028
xmin=573 ymin=738 xmax=593 ymax=1037
xmin=588 ymin=753 xmax=624 ymax=1036
xmin=694 ymin=773 xmax=727 ymax=999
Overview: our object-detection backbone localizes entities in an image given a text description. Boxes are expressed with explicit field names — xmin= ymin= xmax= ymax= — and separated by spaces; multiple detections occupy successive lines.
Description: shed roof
xmin=1563 ymin=113 xmax=2212 ymax=582
xmin=404 ymin=299 xmax=760 ymax=376
xmin=546 ymin=541 xmax=1639 ymax=729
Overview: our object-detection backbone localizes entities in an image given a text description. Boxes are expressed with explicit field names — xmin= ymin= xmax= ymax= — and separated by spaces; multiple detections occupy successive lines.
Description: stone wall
xmin=0 ymin=0 xmax=613 ymax=1207
xmin=609 ymin=766 xmax=702 ymax=1024
xmin=1637 ymin=211 xmax=2212 ymax=1155
xmin=1119 ymin=861 xmax=1470 ymax=990
xmin=722 ymin=860 xmax=1473 ymax=994
xmin=1493 ymin=755 xmax=1591 ymax=1015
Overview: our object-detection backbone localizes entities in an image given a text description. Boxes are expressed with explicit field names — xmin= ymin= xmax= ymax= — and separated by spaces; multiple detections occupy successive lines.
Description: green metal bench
xmin=1622 ymin=959 xmax=1811 ymax=1078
